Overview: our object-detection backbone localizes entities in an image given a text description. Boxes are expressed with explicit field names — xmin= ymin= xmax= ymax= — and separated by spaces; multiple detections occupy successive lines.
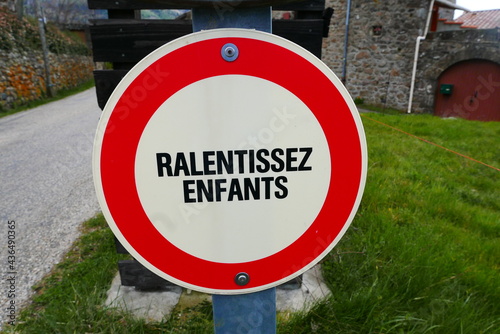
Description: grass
xmin=306 ymin=113 xmax=500 ymax=333
xmin=355 ymin=101 xmax=405 ymax=115
xmin=0 ymin=79 xmax=95 ymax=119
xmin=4 ymin=113 xmax=499 ymax=333
xmin=7 ymin=215 xmax=214 ymax=333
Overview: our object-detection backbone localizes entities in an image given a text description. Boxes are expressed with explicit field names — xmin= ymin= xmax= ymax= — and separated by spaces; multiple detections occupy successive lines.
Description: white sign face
xmin=93 ymin=28 xmax=367 ymax=294
xmin=135 ymin=75 xmax=330 ymax=264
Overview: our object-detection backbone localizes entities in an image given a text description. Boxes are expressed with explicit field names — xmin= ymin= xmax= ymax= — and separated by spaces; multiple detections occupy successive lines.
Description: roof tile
xmin=454 ymin=9 xmax=500 ymax=29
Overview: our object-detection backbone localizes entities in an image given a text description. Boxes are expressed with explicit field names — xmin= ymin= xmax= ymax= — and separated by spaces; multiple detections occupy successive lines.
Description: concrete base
xmin=105 ymin=275 xmax=183 ymax=321
xmin=276 ymin=265 xmax=331 ymax=313
xmin=105 ymin=265 xmax=330 ymax=322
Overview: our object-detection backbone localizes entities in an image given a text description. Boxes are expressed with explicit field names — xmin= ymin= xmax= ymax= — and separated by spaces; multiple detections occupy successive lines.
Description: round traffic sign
xmin=93 ymin=29 xmax=367 ymax=294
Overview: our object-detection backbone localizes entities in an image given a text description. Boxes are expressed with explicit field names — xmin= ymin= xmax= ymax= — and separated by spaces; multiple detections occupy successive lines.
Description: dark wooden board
xmin=90 ymin=19 xmax=322 ymax=62
xmin=89 ymin=20 xmax=192 ymax=63
xmin=91 ymin=19 xmax=323 ymax=108
xmin=274 ymin=0 xmax=324 ymax=11
xmin=94 ymin=70 xmax=129 ymax=109
xmin=118 ymin=259 xmax=302 ymax=290
xmin=119 ymin=259 xmax=178 ymax=290
xmin=88 ymin=0 xmax=322 ymax=10
xmin=274 ymin=19 xmax=324 ymax=57
xmin=114 ymin=235 xmax=131 ymax=254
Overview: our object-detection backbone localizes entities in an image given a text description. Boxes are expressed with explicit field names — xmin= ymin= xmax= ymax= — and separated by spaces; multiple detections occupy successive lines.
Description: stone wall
xmin=0 ymin=6 xmax=93 ymax=111
xmin=413 ymin=28 xmax=500 ymax=112
xmin=0 ymin=50 xmax=93 ymax=111
xmin=322 ymin=0 xmax=430 ymax=110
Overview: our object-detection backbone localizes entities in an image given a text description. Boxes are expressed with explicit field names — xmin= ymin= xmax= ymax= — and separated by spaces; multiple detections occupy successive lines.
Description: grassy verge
xmin=4 ymin=113 xmax=499 ymax=333
xmin=282 ymin=113 xmax=499 ymax=333
xmin=355 ymin=102 xmax=405 ymax=115
xmin=7 ymin=214 xmax=214 ymax=333
xmin=0 ymin=79 xmax=95 ymax=119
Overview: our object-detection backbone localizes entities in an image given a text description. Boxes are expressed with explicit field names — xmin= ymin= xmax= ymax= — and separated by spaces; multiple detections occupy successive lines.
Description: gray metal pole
xmin=190 ymin=3 xmax=276 ymax=333
xmin=341 ymin=0 xmax=352 ymax=84
xmin=15 ymin=0 xmax=23 ymax=20
xmin=34 ymin=0 xmax=54 ymax=98
xmin=192 ymin=6 xmax=272 ymax=32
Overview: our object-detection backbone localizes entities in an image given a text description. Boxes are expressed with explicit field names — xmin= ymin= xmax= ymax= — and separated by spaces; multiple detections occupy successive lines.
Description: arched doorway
xmin=434 ymin=59 xmax=500 ymax=121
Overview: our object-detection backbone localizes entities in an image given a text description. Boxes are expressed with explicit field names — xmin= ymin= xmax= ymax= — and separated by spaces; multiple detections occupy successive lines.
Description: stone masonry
xmin=321 ymin=0 xmax=499 ymax=113
xmin=0 ymin=50 xmax=93 ymax=110
xmin=322 ymin=0 xmax=430 ymax=110
xmin=0 ymin=5 xmax=93 ymax=111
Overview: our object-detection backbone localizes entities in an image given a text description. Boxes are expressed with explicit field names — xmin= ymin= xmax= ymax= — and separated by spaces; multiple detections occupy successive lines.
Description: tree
xmin=46 ymin=0 xmax=79 ymax=27
xmin=24 ymin=0 xmax=84 ymax=27
xmin=1 ymin=0 xmax=15 ymax=11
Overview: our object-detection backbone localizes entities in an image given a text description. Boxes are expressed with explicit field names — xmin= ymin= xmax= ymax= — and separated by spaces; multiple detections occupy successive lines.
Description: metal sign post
xmin=192 ymin=6 xmax=271 ymax=32
xmin=191 ymin=3 xmax=276 ymax=333
xmin=212 ymin=289 xmax=277 ymax=333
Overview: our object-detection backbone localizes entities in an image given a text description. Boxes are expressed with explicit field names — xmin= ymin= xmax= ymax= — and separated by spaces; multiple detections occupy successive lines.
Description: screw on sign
xmin=93 ymin=29 xmax=367 ymax=294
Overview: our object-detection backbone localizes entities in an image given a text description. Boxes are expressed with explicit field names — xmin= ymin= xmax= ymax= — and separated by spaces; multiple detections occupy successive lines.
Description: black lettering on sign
xmin=248 ymin=150 xmax=255 ymax=174
xmin=196 ymin=179 xmax=214 ymax=202
xmin=275 ymin=176 xmax=288 ymax=199
xmin=286 ymin=148 xmax=298 ymax=171
xmin=244 ymin=177 xmax=260 ymax=200
xmin=215 ymin=179 xmax=227 ymax=202
xmin=190 ymin=152 xmax=203 ymax=176
xmin=174 ymin=153 xmax=190 ymax=176
xmin=299 ymin=147 xmax=313 ymax=171
xmin=256 ymin=149 xmax=270 ymax=173
xmin=156 ymin=153 xmax=172 ymax=177
xmin=203 ymin=151 xmax=216 ymax=175
xmin=228 ymin=178 xmax=243 ymax=201
xmin=271 ymin=148 xmax=285 ymax=172
xmin=216 ymin=151 xmax=234 ymax=174
xmin=261 ymin=177 xmax=274 ymax=199
xmin=154 ymin=147 xmax=315 ymax=203
xmin=234 ymin=150 xmax=248 ymax=174
xmin=183 ymin=180 xmax=196 ymax=203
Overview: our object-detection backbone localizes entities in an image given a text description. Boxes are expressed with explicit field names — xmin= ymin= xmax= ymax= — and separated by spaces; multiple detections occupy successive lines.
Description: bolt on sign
xmin=93 ymin=29 xmax=367 ymax=294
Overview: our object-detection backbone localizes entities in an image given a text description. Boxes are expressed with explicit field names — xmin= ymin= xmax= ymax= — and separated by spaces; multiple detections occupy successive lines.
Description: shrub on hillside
xmin=0 ymin=7 xmax=89 ymax=55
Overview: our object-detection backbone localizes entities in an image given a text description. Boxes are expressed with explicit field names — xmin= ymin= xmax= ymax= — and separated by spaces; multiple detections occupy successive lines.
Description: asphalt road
xmin=0 ymin=88 xmax=102 ymax=326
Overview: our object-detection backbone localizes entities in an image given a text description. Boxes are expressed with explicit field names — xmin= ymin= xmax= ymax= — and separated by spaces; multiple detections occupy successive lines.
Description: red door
xmin=434 ymin=59 xmax=500 ymax=121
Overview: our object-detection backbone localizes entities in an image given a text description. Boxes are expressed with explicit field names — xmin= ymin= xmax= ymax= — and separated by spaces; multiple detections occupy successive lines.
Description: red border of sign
xmin=97 ymin=33 xmax=364 ymax=293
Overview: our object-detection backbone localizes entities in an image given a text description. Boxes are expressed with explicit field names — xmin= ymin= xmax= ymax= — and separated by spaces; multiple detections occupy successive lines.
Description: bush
xmin=0 ymin=7 xmax=89 ymax=55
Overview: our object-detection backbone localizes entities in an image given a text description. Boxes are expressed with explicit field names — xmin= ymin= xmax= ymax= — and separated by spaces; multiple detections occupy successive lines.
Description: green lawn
xmin=285 ymin=113 xmax=499 ymax=333
xmin=6 ymin=113 xmax=499 ymax=334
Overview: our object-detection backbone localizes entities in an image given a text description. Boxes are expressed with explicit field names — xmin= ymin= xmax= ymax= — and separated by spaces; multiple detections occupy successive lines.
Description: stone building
xmin=321 ymin=0 xmax=499 ymax=121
